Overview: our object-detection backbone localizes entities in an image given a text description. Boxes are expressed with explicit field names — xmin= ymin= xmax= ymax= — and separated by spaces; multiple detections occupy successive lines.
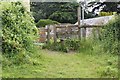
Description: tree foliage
xmin=88 ymin=1 xmax=120 ymax=14
xmin=49 ymin=11 xmax=76 ymax=23
xmin=31 ymin=2 xmax=97 ymax=23
xmin=1 ymin=2 xmax=38 ymax=55
xmin=30 ymin=2 xmax=79 ymax=23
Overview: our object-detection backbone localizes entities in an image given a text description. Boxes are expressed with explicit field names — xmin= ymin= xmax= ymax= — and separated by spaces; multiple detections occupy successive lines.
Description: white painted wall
xmin=22 ymin=0 xmax=30 ymax=12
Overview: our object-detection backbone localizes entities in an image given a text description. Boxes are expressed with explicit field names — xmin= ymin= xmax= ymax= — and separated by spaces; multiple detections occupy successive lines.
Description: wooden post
xmin=67 ymin=25 xmax=71 ymax=38
xmin=97 ymin=27 xmax=100 ymax=39
xmin=78 ymin=6 xmax=81 ymax=40
xmin=84 ymin=28 xmax=86 ymax=39
xmin=54 ymin=25 xmax=57 ymax=43
xmin=83 ymin=24 xmax=86 ymax=39
xmin=46 ymin=25 xmax=50 ymax=43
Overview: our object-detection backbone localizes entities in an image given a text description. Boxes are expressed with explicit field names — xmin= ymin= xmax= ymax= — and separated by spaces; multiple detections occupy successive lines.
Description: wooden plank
xmin=78 ymin=6 xmax=81 ymax=39
xmin=55 ymin=24 xmax=102 ymax=28
xmin=46 ymin=25 xmax=50 ymax=43
xmin=39 ymin=28 xmax=46 ymax=43
xmin=54 ymin=26 xmax=57 ymax=43
xmin=57 ymin=32 xmax=78 ymax=35
xmin=81 ymin=25 xmax=102 ymax=28
xmin=82 ymin=27 xmax=86 ymax=39
xmin=39 ymin=37 xmax=46 ymax=43
xmin=56 ymin=25 xmax=78 ymax=28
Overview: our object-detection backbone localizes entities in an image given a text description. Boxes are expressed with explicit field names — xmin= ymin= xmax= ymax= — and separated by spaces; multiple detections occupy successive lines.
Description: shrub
xmin=42 ymin=41 xmax=69 ymax=53
xmin=36 ymin=19 xmax=60 ymax=27
xmin=65 ymin=39 xmax=81 ymax=51
xmin=1 ymin=2 xmax=38 ymax=56
xmin=101 ymin=15 xmax=120 ymax=54
xmin=42 ymin=39 xmax=94 ymax=53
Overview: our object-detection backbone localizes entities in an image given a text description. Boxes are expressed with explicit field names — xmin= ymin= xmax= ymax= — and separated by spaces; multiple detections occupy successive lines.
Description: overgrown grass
xmin=1 ymin=1 xmax=119 ymax=79
xmin=2 ymin=49 xmax=118 ymax=78
xmin=42 ymin=39 xmax=94 ymax=53
xmin=0 ymin=53 xmax=2 ymax=78
xmin=2 ymin=34 xmax=119 ymax=78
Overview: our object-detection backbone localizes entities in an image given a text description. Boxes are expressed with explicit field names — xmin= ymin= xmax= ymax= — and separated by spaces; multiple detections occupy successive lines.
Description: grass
xmin=2 ymin=49 xmax=118 ymax=78
xmin=0 ymin=53 xmax=2 ymax=78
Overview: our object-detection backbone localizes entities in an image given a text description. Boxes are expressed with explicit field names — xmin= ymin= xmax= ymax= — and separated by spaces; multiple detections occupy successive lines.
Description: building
xmin=22 ymin=0 xmax=30 ymax=12
xmin=75 ymin=15 xmax=114 ymax=37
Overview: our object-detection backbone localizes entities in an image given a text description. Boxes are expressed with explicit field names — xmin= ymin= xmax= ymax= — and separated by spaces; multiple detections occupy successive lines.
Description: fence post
xmin=46 ymin=25 xmax=50 ymax=43
xmin=83 ymin=25 xmax=86 ymax=39
xmin=78 ymin=6 xmax=81 ymax=40
xmin=54 ymin=25 xmax=57 ymax=43
xmin=97 ymin=27 xmax=100 ymax=39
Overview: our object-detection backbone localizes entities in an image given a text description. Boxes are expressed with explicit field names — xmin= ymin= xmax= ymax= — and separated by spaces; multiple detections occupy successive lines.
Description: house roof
xmin=75 ymin=15 xmax=114 ymax=26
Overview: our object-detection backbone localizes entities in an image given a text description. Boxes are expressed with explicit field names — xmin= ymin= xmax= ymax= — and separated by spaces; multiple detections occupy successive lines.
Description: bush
xmin=65 ymin=39 xmax=81 ymax=51
xmin=36 ymin=19 xmax=60 ymax=27
xmin=1 ymin=2 xmax=38 ymax=56
xmin=101 ymin=15 xmax=120 ymax=54
xmin=42 ymin=39 xmax=94 ymax=53
xmin=42 ymin=41 xmax=69 ymax=53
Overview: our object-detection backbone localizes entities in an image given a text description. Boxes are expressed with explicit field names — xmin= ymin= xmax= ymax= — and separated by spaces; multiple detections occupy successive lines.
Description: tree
xmin=30 ymin=2 xmax=79 ymax=23
xmin=87 ymin=1 xmax=120 ymax=14
xmin=30 ymin=2 xmax=97 ymax=24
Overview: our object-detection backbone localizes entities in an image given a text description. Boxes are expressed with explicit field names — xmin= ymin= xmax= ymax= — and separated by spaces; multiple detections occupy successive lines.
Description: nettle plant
xmin=1 ymin=2 xmax=38 ymax=56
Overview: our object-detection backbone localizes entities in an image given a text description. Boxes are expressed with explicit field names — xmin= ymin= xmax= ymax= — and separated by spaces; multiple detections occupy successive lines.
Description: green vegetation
xmin=43 ymin=15 xmax=120 ymax=55
xmin=1 ymin=2 xmax=38 ymax=55
xmin=0 ymin=2 xmax=38 ymax=66
xmin=49 ymin=11 xmax=76 ymax=23
xmin=30 ymin=2 xmax=79 ymax=23
xmin=101 ymin=15 xmax=120 ymax=54
xmin=2 ymin=32 xmax=118 ymax=78
xmin=2 ymin=50 xmax=118 ymax=78
xmin=43 ymin=39 xmax=93 ymax=53
xmin=30 ymin=2 xmax=97 ymax=23
xmin=0 ymin=1 xmax=119 ymax=78
xmin=0 ymin=52 xmax=2 ymax=78
xmin=36 ymin=19 xmax=60 ymax=27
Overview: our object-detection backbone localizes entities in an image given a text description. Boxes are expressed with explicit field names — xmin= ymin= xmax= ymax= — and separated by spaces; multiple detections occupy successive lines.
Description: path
xmin=37 ymin=50 xmax=99 ymax=78
xmin=2 ymin=50 xmax=117 ymax=78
